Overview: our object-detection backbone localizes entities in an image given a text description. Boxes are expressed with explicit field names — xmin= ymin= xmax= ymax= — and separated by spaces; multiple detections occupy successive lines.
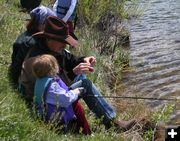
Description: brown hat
xmin=33 ymin=16 xmax=78 ymax=47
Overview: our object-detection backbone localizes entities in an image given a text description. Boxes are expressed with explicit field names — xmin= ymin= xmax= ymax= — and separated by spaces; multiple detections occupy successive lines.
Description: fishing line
xmin=86 ymin=95 xmax=177 ymax=101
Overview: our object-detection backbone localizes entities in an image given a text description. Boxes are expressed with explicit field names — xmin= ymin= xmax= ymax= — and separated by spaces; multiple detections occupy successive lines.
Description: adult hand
xmin=83 ymin=56 xmax=96 ymax=67
xmin=73 ymin=63 xmax=94 ymax=75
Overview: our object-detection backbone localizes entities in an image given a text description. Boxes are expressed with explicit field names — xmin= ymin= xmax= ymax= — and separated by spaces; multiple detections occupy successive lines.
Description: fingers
xmin=84 ymin=56 xmax=96 ymax=66
xmin=79 ymin=63 xmax=91 ymax=67
xmin=89 ymin=56 xmax=96 ymax=63
xmin=90 ymin=58 xmax=96 ymax=66
xmin=73 ymin=63 xmax=94 ymax=75
xmin=78 ymin=65 xmax=93 ymax=74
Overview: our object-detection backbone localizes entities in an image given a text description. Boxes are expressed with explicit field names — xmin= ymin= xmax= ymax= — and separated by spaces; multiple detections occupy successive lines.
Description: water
xmin=122 ymin=0 xmax=180 ymax=123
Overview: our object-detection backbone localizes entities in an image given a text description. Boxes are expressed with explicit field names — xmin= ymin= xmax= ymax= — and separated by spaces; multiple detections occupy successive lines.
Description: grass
xmin=0 ymin=0 xmax=175 ymax=141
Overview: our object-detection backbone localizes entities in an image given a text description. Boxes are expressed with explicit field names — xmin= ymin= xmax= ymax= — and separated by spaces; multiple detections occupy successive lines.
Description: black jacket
xmin=9 ymin=31 xmax=37 ymax=87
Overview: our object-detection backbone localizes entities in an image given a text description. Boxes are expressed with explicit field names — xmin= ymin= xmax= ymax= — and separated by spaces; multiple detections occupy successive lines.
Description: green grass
xmin=0 ymin=0 xmax=175 ymax=141
xmin=0 ymin=91 xmax=128 ymax=141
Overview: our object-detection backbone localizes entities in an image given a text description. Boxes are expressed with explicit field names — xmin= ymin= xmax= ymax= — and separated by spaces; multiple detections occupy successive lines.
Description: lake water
xmin=122 ymin=0 xmax=180 ymax=123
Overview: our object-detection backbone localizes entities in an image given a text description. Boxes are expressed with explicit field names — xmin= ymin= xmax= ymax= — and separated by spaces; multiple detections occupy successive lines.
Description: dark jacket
xmin=9 ymin=31 xmax=37 ymax=88
xmin=19 ymin=37 xmax=84 ymax=102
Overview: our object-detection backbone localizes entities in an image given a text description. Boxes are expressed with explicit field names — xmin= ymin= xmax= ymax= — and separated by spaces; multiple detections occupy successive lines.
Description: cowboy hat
xmin=33 ymin=16 xmax=78 ymax=47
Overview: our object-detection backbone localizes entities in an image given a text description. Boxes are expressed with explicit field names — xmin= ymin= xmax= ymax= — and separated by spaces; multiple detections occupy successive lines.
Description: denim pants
xmin=70 ymin=78 xmax=116 ymax=125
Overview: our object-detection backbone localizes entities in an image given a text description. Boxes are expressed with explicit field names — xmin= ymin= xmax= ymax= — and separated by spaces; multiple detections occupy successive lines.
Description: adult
xmin=19 ymin=16 xmax=136 ymax=131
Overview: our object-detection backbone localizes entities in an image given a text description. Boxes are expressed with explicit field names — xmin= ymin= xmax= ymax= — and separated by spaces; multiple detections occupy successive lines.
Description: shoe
xmin=114 ymin=119 xmax=136 ymax=131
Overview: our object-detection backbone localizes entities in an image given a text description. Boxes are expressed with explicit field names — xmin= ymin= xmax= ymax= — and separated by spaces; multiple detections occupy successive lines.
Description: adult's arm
xmin=62 ymin=50 xmax=96 ymax=77
xmin=61 ymin=49 xmax=85 ymax=79
xmin=73 ymin=56 xmax=96 ymax=74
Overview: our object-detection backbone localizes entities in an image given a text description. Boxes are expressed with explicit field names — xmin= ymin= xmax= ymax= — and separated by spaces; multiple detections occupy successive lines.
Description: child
xmin=32 ymin=54 xmax=91 ymax=134
xmin=53 ymin=0 xmax=78 ymax=40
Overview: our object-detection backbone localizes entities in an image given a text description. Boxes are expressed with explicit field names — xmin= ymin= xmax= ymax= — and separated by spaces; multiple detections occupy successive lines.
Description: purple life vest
xmin=34 ymin=76 xmax=76 ymax=126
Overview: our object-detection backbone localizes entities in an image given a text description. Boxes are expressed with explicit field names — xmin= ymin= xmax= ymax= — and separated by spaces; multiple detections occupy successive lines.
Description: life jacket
xmin=34 ymin=76 xmax=76 ymax=125
xmin=34 ymin=77 xmax=53 ymax=115
xmin=54 ymin=0 xmax=77 ymax=21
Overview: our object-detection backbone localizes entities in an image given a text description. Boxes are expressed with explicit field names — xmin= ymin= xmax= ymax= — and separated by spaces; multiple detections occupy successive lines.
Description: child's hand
xmin=77 ymin=87 xmax=86 ymax=99
xmin=78 ymin=87 xmax=86 ymax=93
xmin=73 ymin=88 xmax=80 ymax=94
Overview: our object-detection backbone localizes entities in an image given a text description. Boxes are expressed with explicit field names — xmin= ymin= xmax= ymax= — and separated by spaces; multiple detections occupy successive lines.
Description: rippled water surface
xmin=122 ymin=0 xmax=180 ymax=123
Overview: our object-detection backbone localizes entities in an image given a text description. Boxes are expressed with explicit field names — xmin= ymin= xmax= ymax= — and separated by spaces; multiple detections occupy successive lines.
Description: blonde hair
xmin=32 ymin=54 xmax=59 ymax=78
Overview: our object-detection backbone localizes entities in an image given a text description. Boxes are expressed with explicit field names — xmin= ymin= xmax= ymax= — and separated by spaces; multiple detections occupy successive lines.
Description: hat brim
xmin=32 ymin=32 xmax=78 ymax=47
xmin=69 ymin=32 xmax=78 ymax=41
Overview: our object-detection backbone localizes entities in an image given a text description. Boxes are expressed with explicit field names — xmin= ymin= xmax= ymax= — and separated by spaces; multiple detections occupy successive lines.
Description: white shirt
xmin=53 ymin=0 xmax=77 ymax=22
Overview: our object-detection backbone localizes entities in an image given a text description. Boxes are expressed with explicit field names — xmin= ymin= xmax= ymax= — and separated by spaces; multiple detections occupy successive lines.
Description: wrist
xmin=73 ymin=68 xmax=78 ymax=75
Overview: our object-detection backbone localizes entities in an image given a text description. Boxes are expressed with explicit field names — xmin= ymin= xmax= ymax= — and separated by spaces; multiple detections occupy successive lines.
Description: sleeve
xmin=46 ymin=81 xmax=79 ymax=107
xmin=53 ymin=0 xmax=58 ymax=13
xmin=62 ymin=49 xmax=85 ymax=80
xmin=62 ymin=0 xmax=77 ymax=22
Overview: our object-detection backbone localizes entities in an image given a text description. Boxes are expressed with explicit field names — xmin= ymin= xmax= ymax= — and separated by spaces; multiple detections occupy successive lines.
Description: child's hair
xmin=32 ymin=54 xmax=59 ymax=78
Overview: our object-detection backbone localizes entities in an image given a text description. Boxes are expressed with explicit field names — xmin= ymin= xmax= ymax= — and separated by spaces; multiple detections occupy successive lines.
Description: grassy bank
xmin=0 ymin=0 xmax=175 ymax=141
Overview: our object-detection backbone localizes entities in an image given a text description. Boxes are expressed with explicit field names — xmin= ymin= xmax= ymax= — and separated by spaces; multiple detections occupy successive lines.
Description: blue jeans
xmin=70 ymin=79 xmax=116 ymax=125
xmin=73 ymin=74 xmax=87 ymax=81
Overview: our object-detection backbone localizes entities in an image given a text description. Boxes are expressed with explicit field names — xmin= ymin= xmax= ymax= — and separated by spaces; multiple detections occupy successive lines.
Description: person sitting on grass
xmin=32 ymin=54 xmax=91 ymax=134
